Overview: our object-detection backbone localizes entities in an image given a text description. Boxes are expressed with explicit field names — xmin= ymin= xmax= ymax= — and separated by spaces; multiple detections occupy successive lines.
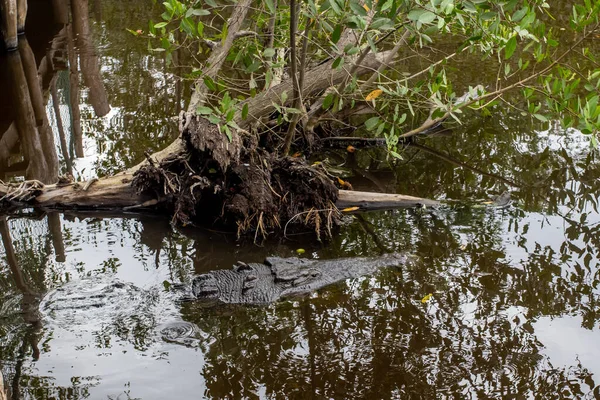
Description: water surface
xmin=1 ymin=1 xmax=600 ymax=399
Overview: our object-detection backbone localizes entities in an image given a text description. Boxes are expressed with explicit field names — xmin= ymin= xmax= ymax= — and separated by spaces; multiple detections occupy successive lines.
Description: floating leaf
xmin=421 ymin=293 xmax=433 ymax=304
xmin=342 ymin=206 xmax=359 ymax=212
xmin=365 ymin=89 xmax=383 ymax=101
xmin=337 ymin=177 xmax=353 ymax=190
xmin=296 ymin=248 xmax=306 ymax=255
xmin=347 ymin=145 xmax=356 ymax=153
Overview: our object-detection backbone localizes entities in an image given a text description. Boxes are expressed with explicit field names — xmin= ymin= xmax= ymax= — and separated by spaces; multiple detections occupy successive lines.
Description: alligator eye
xmin=311 ymin=271 xmax=320 ymax=277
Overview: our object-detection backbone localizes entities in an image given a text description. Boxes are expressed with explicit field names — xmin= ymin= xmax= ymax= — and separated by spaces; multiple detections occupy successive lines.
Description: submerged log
xmin=337 ymin=191 xmax=439 ymax=210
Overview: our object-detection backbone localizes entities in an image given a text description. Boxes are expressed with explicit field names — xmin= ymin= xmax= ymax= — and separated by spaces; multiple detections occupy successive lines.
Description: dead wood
xmin=337 ymin=190 xmax=439 ymax=210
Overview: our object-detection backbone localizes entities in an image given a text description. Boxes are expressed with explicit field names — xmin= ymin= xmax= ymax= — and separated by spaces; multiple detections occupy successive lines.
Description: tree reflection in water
xmin=0 ymin=0 xmax=600 ymax=398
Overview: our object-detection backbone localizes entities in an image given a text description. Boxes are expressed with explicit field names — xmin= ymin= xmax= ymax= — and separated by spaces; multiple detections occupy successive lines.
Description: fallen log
xmin=0 ymin=178 xmax=437 ymax=212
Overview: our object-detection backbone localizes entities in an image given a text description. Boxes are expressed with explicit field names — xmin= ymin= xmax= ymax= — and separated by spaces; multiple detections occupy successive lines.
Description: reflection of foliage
xmin=5 ymin=81 xmax=600 ymax=397
xmin=84 ymin=0 xmax=189 ymax=176
xmin=175 ymin=118 xmax=600 ymax=397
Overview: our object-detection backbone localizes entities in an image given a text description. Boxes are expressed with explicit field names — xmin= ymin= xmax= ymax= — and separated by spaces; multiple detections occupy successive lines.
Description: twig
xmin=283 ymin=207 xmax=338 ymax=238
xmin=82 ymin=178 xmax=98 ymax=191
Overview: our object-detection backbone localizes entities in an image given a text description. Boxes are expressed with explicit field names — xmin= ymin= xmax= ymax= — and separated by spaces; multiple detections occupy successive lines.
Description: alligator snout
xmin=192 ymin=274 xmax=219 ymax=298
xmin=292 ymin=268 xmax=322 ymax=287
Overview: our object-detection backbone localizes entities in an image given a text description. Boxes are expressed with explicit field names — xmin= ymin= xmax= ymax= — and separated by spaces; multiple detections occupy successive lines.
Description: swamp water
xmin=1 ymin=1 xmax=600 ymax=399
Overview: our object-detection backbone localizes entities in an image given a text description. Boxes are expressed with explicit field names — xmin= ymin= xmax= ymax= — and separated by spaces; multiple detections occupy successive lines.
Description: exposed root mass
xmin=132 ymin=119 xmax=341 ymax=239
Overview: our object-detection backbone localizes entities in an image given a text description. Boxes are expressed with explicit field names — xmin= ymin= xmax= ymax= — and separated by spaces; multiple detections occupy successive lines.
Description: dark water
xmin=1 ymin=1 xmax=600 ymax=399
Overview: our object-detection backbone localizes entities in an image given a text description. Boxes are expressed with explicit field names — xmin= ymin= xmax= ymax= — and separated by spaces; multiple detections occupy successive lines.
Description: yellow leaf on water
xmin=365 ymin=89 xmax=383 ymax=101
xmin=296 ymin=248 xmax=306 ymax=255
xmin=337 ymin=177 xmax=346 ymax=186
xmin=421 ymin=293 xmax=433 ymax=304
xmin=347 ymin=145 xmax=356 ymax=153
xmin=342 ymin=206 xmax=359 ymax=212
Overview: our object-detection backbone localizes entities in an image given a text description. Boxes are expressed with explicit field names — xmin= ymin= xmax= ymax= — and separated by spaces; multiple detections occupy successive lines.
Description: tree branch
xmin=187 ymin=0 xmax=253 ymax=113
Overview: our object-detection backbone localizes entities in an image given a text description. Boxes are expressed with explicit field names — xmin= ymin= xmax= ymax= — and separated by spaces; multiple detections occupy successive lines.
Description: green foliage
xmin=137 ymin=0 xmax=600 ymax=150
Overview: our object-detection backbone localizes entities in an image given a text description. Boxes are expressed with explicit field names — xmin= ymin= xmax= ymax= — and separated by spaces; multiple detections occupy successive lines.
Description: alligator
xmin=186 ymin=253 xmax=408 ymax=305
xmin=38 ymin=254 xmax=408 ymax=326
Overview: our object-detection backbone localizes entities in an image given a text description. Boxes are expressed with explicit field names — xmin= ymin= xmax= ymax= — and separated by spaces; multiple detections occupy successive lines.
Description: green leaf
xmin=223 ymin=125 xmax=232 ymax=142
xmin=154 ymin=22 xmax=168 ymax=29
xmin=349 ymin=0 xmax=368 ymax=16
xmin=365 ymin=116 xmax=379 ymax=130
xmin=419 ymin=11 xmax=436 ymax=24
xmin=332 ymin=24 xmax=342 ymax=44
xmin=480 ymin=11 xmax=496 ymax=21
xmin=329 ymin=0 xmax=342 ymax=15
xmin=408 ymin=9 xmax=436 ymax=24
xmin=505 ymin=36 xmax=517 ymax=60
xmin=389 ymin=150 xmax=403 ymax=160
xmin=332 ymin=57 xmax=344 ymax=69
xmin=191 ymin=9 xmax=210 ymax=16
xmin=263 ymin=48 xmax=275 ymax=58
xmin=264 ymin=0 xmax=275 ymax=13
xmin=204 ymin=77 xmax=216 ymax=91
xmin=370 ymin=18 xmax=394 ymax=30
xmin=196 ymin=106 xmax=213 ymax=115
xmin=533 ymin=113 xmax=548 ymax=122
xmin=344 ymin=44 xmax=359 ymax=55
xmin=512 ymin=7 xmax=528 ymax=22
xmin=323 ymin=93 xmax=335 ymax=110
xmin=380 ymin=0 xmax=393 ymax=12
xmin=242 ymin=103 xmax=249 ymax=119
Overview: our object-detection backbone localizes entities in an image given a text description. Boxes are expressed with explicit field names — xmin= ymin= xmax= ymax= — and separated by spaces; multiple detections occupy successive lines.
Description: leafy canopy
xmin=137 ymin=0 xmax=600 ymax=151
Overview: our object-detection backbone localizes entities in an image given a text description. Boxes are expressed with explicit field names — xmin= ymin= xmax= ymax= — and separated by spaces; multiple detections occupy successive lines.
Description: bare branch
xmin=187 ymin=0 xmax=253 ymax=113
